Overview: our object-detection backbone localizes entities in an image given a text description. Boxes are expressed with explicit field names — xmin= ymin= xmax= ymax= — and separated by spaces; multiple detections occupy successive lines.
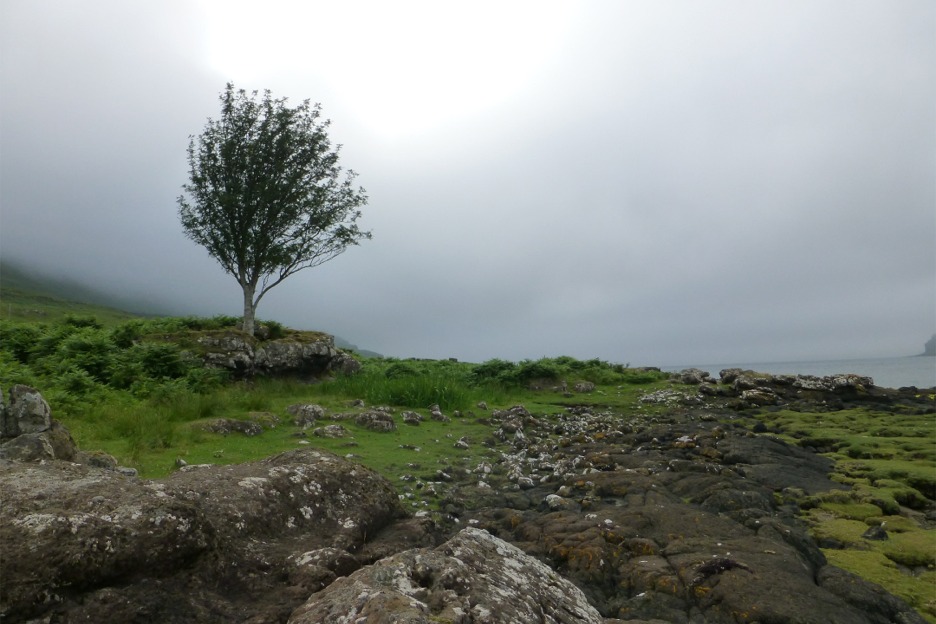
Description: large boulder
xmin=0 ymin=384 xmax=51 ymax=437
xmin=0 ymin=448 xmax=406 ymax=623
xmin=288 ymin=527 xmax=606 ymax=624
xmin=0 ymin=385 xmax=77 ymax=461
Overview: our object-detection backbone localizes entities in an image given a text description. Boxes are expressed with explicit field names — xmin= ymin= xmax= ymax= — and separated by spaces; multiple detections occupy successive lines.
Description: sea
xmin=662 ymin=356 xmax=936 ymax=390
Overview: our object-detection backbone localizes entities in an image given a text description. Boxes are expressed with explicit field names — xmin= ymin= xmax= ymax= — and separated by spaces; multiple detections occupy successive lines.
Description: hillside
xmin=0 ymin=261 xmax=147 ymax=325
xmin=0 ymin=260 xmax=380 ymax=355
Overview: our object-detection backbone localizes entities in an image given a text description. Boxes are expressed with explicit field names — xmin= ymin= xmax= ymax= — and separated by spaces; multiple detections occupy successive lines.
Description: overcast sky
xmin=1 ymin=1 xmax=934 ymax=366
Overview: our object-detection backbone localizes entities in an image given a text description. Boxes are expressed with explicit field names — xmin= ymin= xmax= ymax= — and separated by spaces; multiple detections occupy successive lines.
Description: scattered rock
xmin=287 ymin=403 xmax=326 ymax=428
xmin=355 ymin=410 xmax=397 ymax=432
xmin=200 ymin=418 xmax=263 ymax=436
xmin=675 ymin=368 xmax=711 ymax=384
xmin=401 ymin=411 xmax=423 ymax=426
xmin=312 ymin=424 xmax=349 ymax=438
xmin=862 ymin=524 xmax=889 ymax=540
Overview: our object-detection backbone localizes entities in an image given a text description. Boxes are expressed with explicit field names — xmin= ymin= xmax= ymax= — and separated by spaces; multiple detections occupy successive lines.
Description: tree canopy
xmin=178 ymin=83 xmax=369 ymax=335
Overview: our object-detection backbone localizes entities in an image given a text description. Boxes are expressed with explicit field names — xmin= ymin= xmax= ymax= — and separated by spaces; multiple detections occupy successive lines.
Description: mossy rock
xmin=864 ymin=515 xmax=921 ymax=533
xmin=881 ymin=530 xmax=936 ymax=567
xmin=819 ymin=501 xmax=884 ymax=521
xmin=808 ymin=515 xmax=872 ymax=549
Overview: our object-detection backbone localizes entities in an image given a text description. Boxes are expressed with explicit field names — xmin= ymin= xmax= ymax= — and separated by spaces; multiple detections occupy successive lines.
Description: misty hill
xmin=0 ymin=260 xmax=149 ymax=325
xmin=924 ymin=334 xmax=936 ymax=357
xmin=0 ymin=260 xmax=380 ymax=356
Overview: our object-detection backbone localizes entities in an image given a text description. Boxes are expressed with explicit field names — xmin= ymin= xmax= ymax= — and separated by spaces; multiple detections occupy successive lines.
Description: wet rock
xmin=818 ymin=565 xmax=927 ymax=624
xmin=862 ymin=524 xmax=889 ymax=541
xmin=288 ymin=527 xmax=606 ymax=624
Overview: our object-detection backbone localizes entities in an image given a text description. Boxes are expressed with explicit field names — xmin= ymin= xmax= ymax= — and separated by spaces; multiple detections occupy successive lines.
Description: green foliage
xmin=259 ymin=319 xmax=288 ymax=340
xmin=63 ymin=315 xmax=103 ymax=329
xmin=470 ymin=356 xmax=664 ymax=387
xmin=178 ymin=82 xmax=370 ymax=335
xmin=0 ymin=321 xmax=40 ymax=363
xmin=0 ymin=316 xmax=235 ymax=417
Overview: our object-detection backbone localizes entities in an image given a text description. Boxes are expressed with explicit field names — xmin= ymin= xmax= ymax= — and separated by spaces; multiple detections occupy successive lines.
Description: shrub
xmin=63 ymin=315 xmax=103 ymax=329
xmin=0 ymin=321 xmax=40 ymax=363
xmin=384 ymin=361 xmax=419 ymax=379
xmin=55 ymin=327 xmax=117 ymax=381
xmin=110 ymin=319 xmax=146 ymax=348
xmin=259 ymin=319 xmax=287 ymax=340
xmin=471 ymin=359 xmax=517 ymax=383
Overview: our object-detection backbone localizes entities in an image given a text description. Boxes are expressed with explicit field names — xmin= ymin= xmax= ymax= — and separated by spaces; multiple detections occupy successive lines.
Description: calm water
xmin=663 ymin=356 xmax=936 ymax=390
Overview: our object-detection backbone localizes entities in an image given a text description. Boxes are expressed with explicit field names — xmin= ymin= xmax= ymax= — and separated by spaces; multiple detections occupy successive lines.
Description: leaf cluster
xmin=178 ymin=83 xmax=370 ymax=304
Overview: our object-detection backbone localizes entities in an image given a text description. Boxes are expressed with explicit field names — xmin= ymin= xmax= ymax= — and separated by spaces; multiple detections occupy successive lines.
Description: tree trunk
xmin=241 ymin=283 xmax=257 ymax=336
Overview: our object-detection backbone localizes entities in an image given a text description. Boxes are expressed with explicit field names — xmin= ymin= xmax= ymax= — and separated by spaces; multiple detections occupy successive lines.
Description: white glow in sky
xmin=199 ymin=1 xmax=575 ymax=138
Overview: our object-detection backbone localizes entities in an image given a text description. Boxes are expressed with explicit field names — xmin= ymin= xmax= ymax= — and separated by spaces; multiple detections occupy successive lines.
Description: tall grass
xmin=316 ymin=364 xmax=510 ymax=411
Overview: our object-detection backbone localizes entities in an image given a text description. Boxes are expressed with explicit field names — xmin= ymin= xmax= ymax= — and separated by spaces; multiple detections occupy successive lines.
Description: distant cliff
xmin=924 ymin=334 xmax=936 ymax=356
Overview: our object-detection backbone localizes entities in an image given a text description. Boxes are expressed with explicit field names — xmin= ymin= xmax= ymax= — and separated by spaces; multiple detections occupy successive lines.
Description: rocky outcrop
xmin=193 ymin=330 xmax=361 ymax=378
xmin=923 ymin=334 xmax=936 ymax=356
xmin=0 ymin=448 xmax=408 ymax=623
xmin=446 ymin=406 xmax=926 ymax=624
xmin=685 ymin=368 xmax=936 ymax=408
xmin=289 ymin=527 xmax=607 ymax=624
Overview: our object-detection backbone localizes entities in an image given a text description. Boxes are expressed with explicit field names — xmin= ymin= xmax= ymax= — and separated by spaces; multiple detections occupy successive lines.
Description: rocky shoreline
xmin=1 ymin=370 xmax=933 ymax=623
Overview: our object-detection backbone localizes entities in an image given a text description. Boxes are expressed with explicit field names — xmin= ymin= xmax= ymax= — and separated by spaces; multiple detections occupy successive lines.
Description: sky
xmin=1 ymin=0 xmax=934 ymax=366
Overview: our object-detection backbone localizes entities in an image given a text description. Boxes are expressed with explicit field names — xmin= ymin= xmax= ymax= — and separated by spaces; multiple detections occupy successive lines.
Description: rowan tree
xmin=178 ymin=83 xmax=369 ymax=336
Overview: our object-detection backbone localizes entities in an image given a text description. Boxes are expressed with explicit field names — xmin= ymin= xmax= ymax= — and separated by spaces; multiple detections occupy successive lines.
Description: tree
xmin=178 ymin=83 xmax=370 ymax=336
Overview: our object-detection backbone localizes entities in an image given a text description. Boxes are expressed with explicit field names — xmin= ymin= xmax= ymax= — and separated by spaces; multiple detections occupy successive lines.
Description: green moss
xmin=819 ymin=501 xmax=884 ymax=521
xmin=882 ymin=530 xmax=936 ymax=568
xmin=865 ymin=515 xmax=922 ymax=533
xmin=807 ymin=515 xmax=871 ymax=548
